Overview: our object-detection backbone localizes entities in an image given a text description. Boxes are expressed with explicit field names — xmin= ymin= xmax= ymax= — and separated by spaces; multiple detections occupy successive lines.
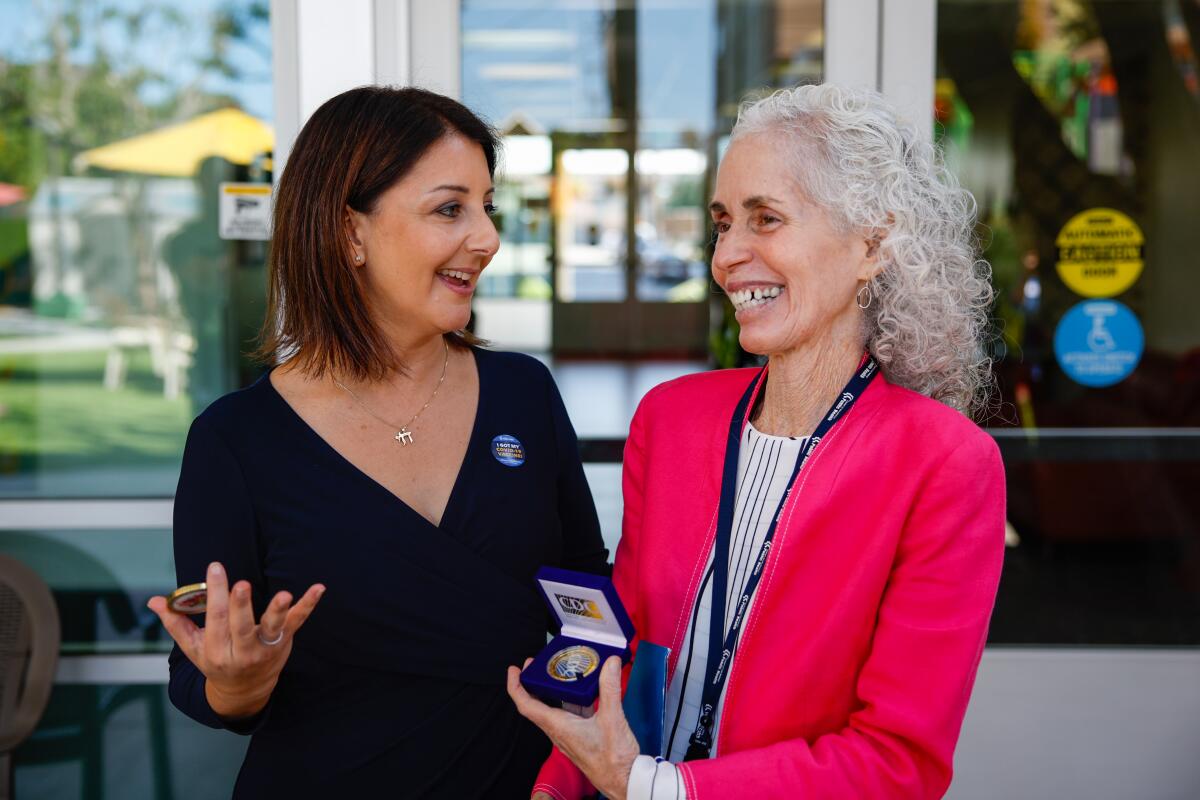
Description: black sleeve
xmin=166 ymin=411 xmax=270 ymax=734
xmin=545 ymin=369 xmax=610 ymax=576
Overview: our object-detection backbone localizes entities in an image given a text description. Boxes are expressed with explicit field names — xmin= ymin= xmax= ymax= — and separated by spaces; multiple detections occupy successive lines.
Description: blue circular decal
xmin=491 ymin=434 xmax=526 ymax=467
xmin=1053 ymin=300 xmax=1144 ymax=388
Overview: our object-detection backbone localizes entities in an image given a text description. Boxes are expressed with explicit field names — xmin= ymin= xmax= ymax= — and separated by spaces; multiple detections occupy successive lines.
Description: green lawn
xmin=0 ymin=348 xmax=193 ymax=467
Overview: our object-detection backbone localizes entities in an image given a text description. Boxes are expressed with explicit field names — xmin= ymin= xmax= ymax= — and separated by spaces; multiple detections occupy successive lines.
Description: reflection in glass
xmin=480 ymin=135 xmax=553 ymax=300
xmin=462 ymin=1 xmax=823 ymax=352
xmin=556 ymin=148 xmax=629 ymax=302
xmin=0 ymin=1 xmax=272 ymax=499
xmin=0 ymin=528 xmax=173 ymax=654
xmin=15 ymin=683 xmax=247 ymax=800
xmin=634 ymin=149 xmax=709 ymax=301
xmin=937 ymin=0 xmax=1200 ymax=644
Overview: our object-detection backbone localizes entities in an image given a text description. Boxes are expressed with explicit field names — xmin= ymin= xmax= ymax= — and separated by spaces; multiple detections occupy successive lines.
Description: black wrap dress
xmin=166 ymin=347 xmax=608 ymax=798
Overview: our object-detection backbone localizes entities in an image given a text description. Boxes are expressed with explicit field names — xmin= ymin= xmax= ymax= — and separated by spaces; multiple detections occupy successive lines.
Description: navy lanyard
xmin=683 ymin=355 xmax=879 ymax=761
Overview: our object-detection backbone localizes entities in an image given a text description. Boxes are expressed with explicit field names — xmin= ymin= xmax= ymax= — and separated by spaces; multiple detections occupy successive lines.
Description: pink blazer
xmin=533 ymin=367 xmax=1006 ymax=800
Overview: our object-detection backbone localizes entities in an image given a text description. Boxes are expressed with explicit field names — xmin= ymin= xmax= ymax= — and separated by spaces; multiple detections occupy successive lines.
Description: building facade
xmin=1 ymin=1 xmax=1197 ymax=797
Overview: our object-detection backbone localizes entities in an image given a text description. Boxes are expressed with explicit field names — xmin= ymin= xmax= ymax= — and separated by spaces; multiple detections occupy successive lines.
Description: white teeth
xmin=729 ymin=286 xmax=783 ymax=311
xmin=437 ymin=269 xmax=471 ymax=281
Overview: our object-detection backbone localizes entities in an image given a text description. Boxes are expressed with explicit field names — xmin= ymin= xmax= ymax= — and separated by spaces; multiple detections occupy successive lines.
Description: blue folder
xmin=622 ymin=641 xmax=670 ymax=758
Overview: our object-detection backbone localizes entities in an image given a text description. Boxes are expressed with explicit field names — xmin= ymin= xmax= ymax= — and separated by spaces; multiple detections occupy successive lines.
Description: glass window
xmin=462 ymin=0 xmax=823 ymax=353
xmin=0 ymin=0 xmax=274 ymax=499
xmin=1 ymin=2 xmax=273 ymax=795
xmin=5 ymin=522 xmax=251 ymax=797
xmin=937 ymin=0 xmax=1200 ymax=644
xmin=15 ymin=683 xmax=247 ymax=800
xmin=0 ymin=528 xmax=173 ymax=655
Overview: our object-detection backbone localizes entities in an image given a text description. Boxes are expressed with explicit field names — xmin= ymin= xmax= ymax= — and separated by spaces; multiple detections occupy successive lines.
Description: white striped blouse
xmin=627 ymin=421 xmax=806 ymax=800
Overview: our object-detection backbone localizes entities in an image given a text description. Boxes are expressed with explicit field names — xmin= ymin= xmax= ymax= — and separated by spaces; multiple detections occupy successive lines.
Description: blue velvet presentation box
xmin=520 ymin=566 xmax=636 ymax=710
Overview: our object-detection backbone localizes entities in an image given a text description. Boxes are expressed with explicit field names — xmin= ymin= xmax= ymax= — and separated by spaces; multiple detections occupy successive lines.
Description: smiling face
xmin=710 ymin=133 xmax=878 ymax=358
xmin=347 ymin=133 xmax=500 ymax=344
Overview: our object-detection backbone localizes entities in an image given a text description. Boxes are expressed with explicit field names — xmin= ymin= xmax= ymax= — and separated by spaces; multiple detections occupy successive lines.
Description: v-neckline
xmin=264 ymin=347 xmax=485 ymax=532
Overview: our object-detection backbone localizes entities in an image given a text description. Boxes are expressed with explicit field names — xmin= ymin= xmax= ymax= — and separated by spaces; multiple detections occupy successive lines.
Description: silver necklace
xmin=334 ymin=339 xmax=449 ymax=446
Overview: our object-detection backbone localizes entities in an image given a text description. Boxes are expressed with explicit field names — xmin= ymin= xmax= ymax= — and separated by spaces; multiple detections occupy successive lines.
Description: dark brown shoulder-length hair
xmin=255 ymin=85 xmax=499 ymax=381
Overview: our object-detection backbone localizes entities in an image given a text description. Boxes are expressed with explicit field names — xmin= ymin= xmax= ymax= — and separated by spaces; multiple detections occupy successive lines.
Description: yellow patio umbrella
xmin=74 ymin=108 xmax=273 ymax=177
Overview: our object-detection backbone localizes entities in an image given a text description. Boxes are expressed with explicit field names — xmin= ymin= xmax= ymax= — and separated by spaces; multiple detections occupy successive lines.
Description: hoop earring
xmin=856 ymin=283 xmax=873 ymax=310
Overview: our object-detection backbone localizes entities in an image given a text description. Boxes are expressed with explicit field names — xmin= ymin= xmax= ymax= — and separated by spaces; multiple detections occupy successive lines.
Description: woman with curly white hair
xmin=508 ymin=83 xmax=1005 ymax=799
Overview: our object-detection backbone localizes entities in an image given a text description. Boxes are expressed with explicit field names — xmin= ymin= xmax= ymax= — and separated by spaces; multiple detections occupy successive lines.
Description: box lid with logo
xmin=537 ymin=566 xmax=635 ymax=651
xmin=520 ymin=566 xmax=636 ymax=709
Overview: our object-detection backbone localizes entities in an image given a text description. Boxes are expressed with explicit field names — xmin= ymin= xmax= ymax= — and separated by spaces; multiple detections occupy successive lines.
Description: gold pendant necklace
xmin=334 ymin=339 xmax=449 ymax=446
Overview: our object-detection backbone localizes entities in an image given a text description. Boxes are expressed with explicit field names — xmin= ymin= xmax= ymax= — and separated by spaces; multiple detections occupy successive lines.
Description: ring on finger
xmin=257 ymin=628 xmax=284 ymax=647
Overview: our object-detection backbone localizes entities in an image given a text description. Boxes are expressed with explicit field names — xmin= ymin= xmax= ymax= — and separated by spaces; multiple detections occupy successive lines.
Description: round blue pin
xmin=491 ymin=434 xmax=526 ymax=467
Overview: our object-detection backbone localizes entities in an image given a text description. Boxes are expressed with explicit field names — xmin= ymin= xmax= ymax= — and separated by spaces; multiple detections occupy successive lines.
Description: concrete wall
xmin=950 ymin=648 xmax=1200 ymax=799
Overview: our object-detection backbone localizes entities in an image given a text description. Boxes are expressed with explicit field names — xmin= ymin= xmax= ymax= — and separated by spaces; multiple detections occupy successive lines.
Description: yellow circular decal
xmin=1055 ymin=208 xmax=1144 ymax=298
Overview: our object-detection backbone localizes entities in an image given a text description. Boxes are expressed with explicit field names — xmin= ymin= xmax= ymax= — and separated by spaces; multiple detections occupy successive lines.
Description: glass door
xmin=934 ymin=0 xmax=1200 ymax=647
xmin=462 ymin=0 xmax=825 ymax=357
xmin=0 ymin=2 xmax=274 ymax=795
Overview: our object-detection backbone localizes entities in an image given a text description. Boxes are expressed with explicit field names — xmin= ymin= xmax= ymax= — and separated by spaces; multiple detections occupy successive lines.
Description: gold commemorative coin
xmin=166 ymin=582 xmax=208 ymax=615
xmin=547 ymin=645 xmax=600 ymax=682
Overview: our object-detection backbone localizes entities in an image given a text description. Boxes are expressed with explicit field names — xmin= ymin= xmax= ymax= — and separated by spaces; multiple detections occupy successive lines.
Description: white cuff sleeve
xmin=626 ymin=754 xmax=687 ymax=800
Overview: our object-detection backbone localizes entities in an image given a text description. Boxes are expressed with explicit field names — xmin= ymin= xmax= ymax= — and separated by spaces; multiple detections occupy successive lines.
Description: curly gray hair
xmin=731 ymin=84 xmax=995 ymax=418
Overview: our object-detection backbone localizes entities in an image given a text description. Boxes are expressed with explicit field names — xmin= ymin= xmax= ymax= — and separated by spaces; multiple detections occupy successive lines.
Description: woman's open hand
xmin=508 ymin=655 xmax=640 ymax=800
xmin=148 ymin=561 xmax=324 ymax=720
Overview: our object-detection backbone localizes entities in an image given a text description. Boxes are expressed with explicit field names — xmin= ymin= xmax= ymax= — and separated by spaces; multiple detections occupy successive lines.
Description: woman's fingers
xmin=156 ymin=571 xmax=323 ymax=677
xmin=256 ymin=590 xmax=293 ymax=645
xmin=505 ymin=665 xmax=538 ymax=717
xmin=506 ymin=665 xmax=561 ymax=734
xmin=146 ymin=595 xmax=203 ymax=662
xmin=202 ymin=562 xmax=231 ymax=650
xmin=596 ymin=656 xmax=624 ymax=721
xmin=505 ymin=663 xmax=541 ymax=721
xmin=228 ymin=581 xmax=258 ymax=660
xmin=281 ymin=584 xmax=325 ymax=636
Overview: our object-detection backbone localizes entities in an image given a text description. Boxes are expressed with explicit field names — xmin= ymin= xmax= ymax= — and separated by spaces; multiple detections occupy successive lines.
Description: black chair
xmin=0 ymin=554 xmax=60 ymax=800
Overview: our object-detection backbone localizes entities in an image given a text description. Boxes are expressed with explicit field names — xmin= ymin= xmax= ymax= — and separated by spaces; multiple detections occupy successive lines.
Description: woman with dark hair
xmin=147 ymin=86 xmax=607 ymax=797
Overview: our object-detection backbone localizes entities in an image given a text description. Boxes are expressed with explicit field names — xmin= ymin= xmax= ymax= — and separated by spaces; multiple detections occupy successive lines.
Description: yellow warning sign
xmin=1055 ymin=208 xmax=1144 ymax=298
